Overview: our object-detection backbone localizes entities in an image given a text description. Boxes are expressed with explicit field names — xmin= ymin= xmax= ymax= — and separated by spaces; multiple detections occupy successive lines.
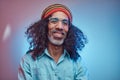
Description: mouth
xmin=52 ymin=30 xmax=65 ymax=39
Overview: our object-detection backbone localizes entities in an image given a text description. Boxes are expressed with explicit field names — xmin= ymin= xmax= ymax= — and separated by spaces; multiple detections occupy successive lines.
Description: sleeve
xmin=18 ymin=54 xmax=32 ymax=80
xmin=74 ymin=57 xmax=89 ymax=80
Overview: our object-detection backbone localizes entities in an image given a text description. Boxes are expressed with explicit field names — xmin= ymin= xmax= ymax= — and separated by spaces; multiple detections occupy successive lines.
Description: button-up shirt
xmin=18 ymin=49 xmax=88 ymax=80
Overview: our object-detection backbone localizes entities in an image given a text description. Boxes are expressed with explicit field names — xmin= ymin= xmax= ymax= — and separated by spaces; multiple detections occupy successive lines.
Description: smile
xmin=53 ymin=32 xmax=64 ymax=39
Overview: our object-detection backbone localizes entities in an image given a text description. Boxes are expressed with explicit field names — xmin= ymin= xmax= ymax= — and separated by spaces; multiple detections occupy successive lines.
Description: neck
xmin=47 ymin=42 xmax=63 ymax=63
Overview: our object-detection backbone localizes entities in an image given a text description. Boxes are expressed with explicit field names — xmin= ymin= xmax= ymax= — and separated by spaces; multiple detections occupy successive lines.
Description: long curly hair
xmin=26 ymin=16 xmax=87 ymax=61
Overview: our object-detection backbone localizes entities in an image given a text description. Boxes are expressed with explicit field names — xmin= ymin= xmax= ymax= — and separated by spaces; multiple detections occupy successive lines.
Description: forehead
xmin=51 ymin=11 xmax=68 ymax=19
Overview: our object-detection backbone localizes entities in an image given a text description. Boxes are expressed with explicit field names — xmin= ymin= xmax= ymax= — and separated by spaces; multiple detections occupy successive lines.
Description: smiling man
xmin=18 ymin=4 xmax=88 ymax=80
xmin=48 ymin=11 xmax=69 ymax=46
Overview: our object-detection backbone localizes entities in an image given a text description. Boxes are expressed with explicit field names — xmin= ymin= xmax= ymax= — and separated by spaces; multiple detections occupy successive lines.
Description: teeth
xmin=55 ymin=32 xmax=64 ymax=35
xmin=52 ymin=30 xmax=65 ymax=36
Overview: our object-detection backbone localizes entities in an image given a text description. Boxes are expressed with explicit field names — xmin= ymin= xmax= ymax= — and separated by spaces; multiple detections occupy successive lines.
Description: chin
xmin=48 ymin=36 xmax=64 ymax=46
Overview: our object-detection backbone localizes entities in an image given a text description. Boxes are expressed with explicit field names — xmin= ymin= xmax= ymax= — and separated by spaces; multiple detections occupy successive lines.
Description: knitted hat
xmin=41 ymin=4 xmax=72 ymax=22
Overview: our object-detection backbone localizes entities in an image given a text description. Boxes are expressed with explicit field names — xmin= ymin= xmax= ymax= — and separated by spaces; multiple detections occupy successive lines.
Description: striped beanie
xmin=41 ymin=4 xmax=72 ymax=22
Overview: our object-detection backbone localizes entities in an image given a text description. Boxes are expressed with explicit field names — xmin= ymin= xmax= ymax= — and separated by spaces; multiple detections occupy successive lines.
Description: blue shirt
xmin=18 ymin=49 xmax=88 ymax=80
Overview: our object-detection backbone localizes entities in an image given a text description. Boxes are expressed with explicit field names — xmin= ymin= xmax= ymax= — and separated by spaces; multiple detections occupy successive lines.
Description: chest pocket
xmin=63 ymin=60 xmax=77 ymax=80
xmin=60 ymin=66 xmax=75 ymax=80
xmin=31 ymin=67 xmax=51 ymax=80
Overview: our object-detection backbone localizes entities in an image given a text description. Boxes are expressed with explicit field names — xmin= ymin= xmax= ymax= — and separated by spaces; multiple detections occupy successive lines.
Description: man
xmin=18 ymin=4 xmax=88 ymax=80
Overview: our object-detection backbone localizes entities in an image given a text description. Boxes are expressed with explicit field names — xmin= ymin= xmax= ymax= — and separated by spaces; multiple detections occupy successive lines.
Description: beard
xmin=48 ymin=29 xmax=67 ymax=46
xmin=48 ymin=35 xmax=64 ymax=46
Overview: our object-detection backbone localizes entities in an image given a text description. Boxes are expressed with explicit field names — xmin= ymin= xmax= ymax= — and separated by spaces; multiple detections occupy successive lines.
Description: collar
xmin=37 ymin=48 xmax=70 ymax=60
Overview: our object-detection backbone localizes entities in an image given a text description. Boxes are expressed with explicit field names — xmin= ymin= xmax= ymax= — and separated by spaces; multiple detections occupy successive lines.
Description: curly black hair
xmin=26 ymin=16 xmax=87 ymax=61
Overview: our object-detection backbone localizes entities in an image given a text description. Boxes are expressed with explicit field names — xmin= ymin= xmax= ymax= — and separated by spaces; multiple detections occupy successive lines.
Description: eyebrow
xmin=50 ymin=17 xmax=69 ymax=20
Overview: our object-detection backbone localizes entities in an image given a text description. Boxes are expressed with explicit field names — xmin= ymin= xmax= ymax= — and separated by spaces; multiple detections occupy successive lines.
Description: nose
xmin=56 ymin=21 xmax=64 ymax=30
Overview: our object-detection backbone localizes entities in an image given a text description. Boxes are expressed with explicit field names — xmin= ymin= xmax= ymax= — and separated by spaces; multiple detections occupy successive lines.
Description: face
xmin=48 ymin=11 xmax=69 ymax=46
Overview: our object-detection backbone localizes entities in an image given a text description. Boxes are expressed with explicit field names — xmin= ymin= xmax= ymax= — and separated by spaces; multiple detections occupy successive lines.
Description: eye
xmin=49 ymin=18 xmax=59 ymax=24
xmin=62 ymin=19 xmax=69 ymax=26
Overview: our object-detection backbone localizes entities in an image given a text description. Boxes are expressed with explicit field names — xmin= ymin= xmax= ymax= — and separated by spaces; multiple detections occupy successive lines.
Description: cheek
xmin=48 ymin=24 xmax=53 ymax=36
xmin=64 ymin=26 xmax=69 ymax=33
xmin=48 ymin=24 xmax=54 ymax=31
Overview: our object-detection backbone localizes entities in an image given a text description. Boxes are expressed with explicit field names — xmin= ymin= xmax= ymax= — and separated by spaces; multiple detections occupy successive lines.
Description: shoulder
xmin=74 ymin=57 xmax=89 ymax=79
xmin=74 ymin=56 xmax=87 ymax=71
xmin=75 ymin=57 xmax=84 ymax=66
xmin=20 ymin=52 xmax=35 ymax=64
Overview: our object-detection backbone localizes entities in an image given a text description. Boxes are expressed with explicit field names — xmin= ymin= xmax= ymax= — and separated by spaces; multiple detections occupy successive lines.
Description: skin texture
xmin=47 ymin=11 xmax=69 ymax=62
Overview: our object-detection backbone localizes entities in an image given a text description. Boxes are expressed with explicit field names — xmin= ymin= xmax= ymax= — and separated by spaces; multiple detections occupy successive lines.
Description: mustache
xmin=51 ymin=29 xmax=66 ymax=35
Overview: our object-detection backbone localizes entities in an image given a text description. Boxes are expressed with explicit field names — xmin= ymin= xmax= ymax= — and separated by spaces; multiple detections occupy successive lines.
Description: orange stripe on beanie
xmin=41 ymin=4 xmax=72 ymax=22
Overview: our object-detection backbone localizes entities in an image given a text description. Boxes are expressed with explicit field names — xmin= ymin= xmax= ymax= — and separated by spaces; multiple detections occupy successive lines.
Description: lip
xmin=53 ymin=32 xmax=64 ymax=39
